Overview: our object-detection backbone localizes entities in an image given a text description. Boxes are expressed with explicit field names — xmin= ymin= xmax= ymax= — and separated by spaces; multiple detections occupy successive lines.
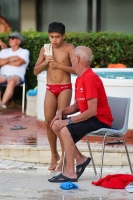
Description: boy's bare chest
xmin=53 ymin=48 xmax=69 ymax=63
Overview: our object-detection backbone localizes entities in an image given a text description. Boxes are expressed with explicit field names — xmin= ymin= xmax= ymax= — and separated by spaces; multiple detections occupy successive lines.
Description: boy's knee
xmin=45 ymin=120 xmax=51 ymax=129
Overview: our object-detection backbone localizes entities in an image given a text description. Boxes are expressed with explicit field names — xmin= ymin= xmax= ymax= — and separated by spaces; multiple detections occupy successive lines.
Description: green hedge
xmin=0 ymin=31 xmax=133 ymax=90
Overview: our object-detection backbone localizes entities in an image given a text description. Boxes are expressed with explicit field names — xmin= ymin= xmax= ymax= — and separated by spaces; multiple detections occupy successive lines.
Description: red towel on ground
xmin=92 ymin=174 xmax=133 ymax=189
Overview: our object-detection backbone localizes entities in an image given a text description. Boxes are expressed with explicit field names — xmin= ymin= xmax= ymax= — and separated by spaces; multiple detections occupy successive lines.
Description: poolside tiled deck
xmin=0 ymin=108 xmax=133 ymax=166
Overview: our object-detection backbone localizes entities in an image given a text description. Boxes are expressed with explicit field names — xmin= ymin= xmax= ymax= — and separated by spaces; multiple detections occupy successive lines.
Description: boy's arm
xmin=33 ymin=46 xmax=54 ymax=75
xmin=49 ymin=45 xmax=76 ymax=74
xmin=49 ymin=61 xmax=76 ymax=74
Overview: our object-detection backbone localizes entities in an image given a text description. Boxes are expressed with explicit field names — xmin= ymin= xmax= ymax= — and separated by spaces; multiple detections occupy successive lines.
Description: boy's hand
xmin=44 ymin=55 xmax=54 ymax=65
xmin=49 ymin=61 xmax=58 ymax=69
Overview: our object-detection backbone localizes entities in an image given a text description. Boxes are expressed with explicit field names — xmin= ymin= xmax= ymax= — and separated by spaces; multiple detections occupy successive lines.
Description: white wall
xmin=101 ymin=0 xmax=133 ymax=33
xmin=37 ymin=70 xmax=133 ymax=129
xmin=21 ymin=0 xmax=36 ymax=31
xmin=39 ymin=0 xmax=88 ymax=32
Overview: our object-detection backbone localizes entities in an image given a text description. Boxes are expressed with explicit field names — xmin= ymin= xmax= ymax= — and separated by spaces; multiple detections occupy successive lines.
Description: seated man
xmin=48 ymin=46 xmax=113 ymax=183
xmin=0 ymin=32 xmax=30 ymax=110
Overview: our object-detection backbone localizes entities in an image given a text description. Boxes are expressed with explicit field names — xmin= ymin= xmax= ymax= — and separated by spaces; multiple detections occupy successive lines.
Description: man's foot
xmin=48 ymin=173 xmax=78 ymax=183
xmin=48 ymin=154 xmax=60 ymax=170
xmin=76 ymin=157 xmax=91 ymax=179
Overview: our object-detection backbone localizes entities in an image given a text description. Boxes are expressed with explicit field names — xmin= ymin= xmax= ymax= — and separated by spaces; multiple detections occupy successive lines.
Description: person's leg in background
xmin=0 ymin=75 xmax=7 ymax=108
xmin=0 ymin=76 xmax=20 ymax=107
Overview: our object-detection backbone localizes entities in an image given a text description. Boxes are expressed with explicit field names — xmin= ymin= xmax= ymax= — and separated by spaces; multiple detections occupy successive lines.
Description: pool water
xmin=96 ymin=72 xmax=133 ymax=79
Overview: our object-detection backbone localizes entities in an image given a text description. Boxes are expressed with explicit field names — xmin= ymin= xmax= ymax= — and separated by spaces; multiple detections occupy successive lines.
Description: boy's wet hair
xmin=48 ymin=22 xmax=65 ymax=35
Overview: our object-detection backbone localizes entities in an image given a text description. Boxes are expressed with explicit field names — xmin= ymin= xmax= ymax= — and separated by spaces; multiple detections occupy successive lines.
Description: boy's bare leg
xmin=44 ymin=90 xmax=60 ymax=170
xmin=56 ymin=89 xmax=72 ymax=171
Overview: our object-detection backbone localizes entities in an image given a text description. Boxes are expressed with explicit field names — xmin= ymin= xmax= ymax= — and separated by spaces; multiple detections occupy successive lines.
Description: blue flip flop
xmin=76 ymin=157 xmax=91 ymax=179
xmin=48 ymin=173 xmax=78 ymax=183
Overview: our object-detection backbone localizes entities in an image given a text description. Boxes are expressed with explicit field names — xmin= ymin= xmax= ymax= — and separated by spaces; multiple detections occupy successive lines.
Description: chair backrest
xmin=108 ymin=96 xmax=130 ymax=134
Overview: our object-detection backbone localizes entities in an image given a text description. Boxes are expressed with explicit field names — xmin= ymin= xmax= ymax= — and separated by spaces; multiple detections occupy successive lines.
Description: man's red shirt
xmin=75 ymin=68 xmax=113 ymax=126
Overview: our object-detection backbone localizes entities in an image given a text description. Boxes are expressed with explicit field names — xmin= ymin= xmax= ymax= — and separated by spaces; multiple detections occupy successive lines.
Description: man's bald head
xmin=73 ymin=46 xmax=93 ymax=63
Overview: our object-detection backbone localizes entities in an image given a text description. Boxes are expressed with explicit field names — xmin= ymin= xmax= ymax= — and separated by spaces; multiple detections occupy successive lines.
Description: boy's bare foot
xmin=48 ymin=153 xmax=60 ymax=170
xmin=55 ymin=157 xmax=63 ymax=171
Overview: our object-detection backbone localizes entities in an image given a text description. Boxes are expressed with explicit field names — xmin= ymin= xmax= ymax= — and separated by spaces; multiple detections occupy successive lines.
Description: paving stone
xmin=0 ymin=160 xmax=14 ymax=167
xmin=0 ymin=166 xmax=133 ymax=199
xmin=20 ymin=162 xmax=35 ymax=169
xmin=9 ymin=161 xmax=25 ymax=168
xmin=0 ymin=159 xmax=4 ymax=163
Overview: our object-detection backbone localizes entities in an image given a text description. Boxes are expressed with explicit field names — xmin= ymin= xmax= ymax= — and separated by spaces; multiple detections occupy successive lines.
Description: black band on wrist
xmin=68 ymin=117 xmax=73 ymax=125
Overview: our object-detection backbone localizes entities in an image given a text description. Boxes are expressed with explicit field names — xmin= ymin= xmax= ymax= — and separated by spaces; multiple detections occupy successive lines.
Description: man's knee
xmin=60 ymin=126 xmax=70 ymax=137
xmin=7 ymin=80 xmax=17 ymax=88
xmin=0 ymin=76 xmax=6 ymax=84
xmin=7 ymin=77 xmax=20 ymax=86
xmin=51 ymin=120 xmax=59 ymax=133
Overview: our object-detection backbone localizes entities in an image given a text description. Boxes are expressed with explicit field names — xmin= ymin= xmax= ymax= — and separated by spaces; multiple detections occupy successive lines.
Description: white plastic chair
xmin=86 ymin=96 xmax=133 ymax=178
xmin=0 ymin=80 xmax=26 ymax=113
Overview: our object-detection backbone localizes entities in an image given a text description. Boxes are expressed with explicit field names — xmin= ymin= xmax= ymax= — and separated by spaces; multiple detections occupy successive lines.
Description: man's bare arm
xmin=50 ymin=101 xmax=79 ymax=127
xmin=34 ymin=47 xmax=54 ymax=75
xmin=8 ymin=57 xmax=26 ymax=66
xmin=0 ymin=56 xmax=26 ymax=67
xmin=0 ymin=57 xmax=11 ymax=66
xmin=70 ymin=98 xmax=98 ymax=123
xmin=61 ymin=101 xmax=80 ymax=116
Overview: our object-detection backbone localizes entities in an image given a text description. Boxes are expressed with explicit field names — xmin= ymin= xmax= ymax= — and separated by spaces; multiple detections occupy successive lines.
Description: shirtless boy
xmin=34 ymin=22 xmax=75 ymax=171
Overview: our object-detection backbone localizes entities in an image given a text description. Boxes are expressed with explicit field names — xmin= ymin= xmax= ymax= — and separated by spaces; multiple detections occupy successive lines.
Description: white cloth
xmin=44 ymin=43 xmax=53 ymax=56
xmin=0 ymin=48 xmax=30 ymax=81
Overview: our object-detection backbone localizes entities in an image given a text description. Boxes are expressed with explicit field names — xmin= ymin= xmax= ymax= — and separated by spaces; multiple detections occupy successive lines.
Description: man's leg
xmin=56 ymin=89 xmax=72 ymax=171
xmin=52 ymin=122 xmax=77 ymax=179
xmin=52 ymin=120 xmax=91 ymax=180
xmin=0 ymin=76 xmax=20 ymax=105
xmin=44 ymin=90 xmax=60 ymax=170
xmin=0 ymin=75 xmax=7 ymax=85
xmin=0 ymin=75 xmax=7 ymax=110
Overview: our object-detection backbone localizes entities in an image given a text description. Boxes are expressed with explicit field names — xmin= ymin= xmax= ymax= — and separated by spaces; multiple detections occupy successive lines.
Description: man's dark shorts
xmin=66 ymin=116 xmax=111 ymax=143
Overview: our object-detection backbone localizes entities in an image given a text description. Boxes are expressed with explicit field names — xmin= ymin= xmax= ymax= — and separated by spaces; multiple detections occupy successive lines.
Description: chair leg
xmin=86 ymin=136 xmax=97 ymax=174
xmin=99 ymin=134 xmax=107 ymax=178
xmin=122 ymin=135 xmax=133 ymax=175
xmin=22 ymin=83 xmax=25 ymax=113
